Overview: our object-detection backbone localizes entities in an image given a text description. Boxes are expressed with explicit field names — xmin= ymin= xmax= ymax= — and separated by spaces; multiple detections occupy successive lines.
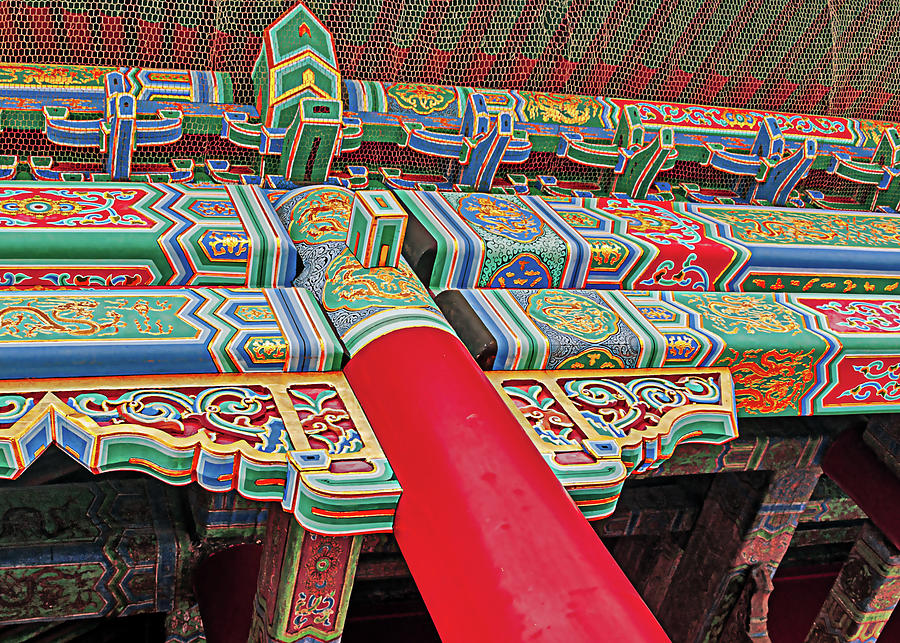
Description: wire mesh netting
xmin=0 ymin=0 xmax=897 ymax=119
xmin=0 ymin=0 xmax=897 ymax=196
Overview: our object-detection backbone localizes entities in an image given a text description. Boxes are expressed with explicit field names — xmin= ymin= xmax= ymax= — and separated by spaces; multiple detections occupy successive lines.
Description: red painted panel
xmin=195 ymin=543 xmax=262 ymax=643
xmin=769 ymin=564 xmax=900 ymax=642
xmin=769 ymin=565 xmax=842 ymax=642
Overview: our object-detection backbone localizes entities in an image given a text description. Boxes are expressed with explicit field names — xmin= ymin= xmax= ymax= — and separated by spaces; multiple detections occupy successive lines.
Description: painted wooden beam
xmin=649 ymin=424 xmax=829 ymax=476
xmin=595 ymin=483 xmax=701 ymax=537
xmin=0 ymin=182 xmax=296 ymax=288
xmin=441 ymin=288 xmax=900 ymax=418
xmin=0 ymin=288 xmax=341 ymax=378
xmin=0 ymin=480 xmax=183 ymax=623
xmin=401 ymin=192 xmax=900 ymax=296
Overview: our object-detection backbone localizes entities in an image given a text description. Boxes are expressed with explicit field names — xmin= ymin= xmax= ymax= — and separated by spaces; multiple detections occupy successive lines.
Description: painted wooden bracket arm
xmin=43 ymin=72 xmax=184 ymax=181
xmin=556 ymin=103 xmax=677 ymax=199
xmin=0 ymin=373 xmax=399 ymax=536
xmin=486 ymin=367 xmax=739 ymax=519
xmin=402 ymin=92 xmax=532 ymax=190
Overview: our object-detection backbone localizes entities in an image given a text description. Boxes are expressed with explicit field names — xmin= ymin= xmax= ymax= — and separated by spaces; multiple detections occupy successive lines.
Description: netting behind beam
xmin=1 ymin=0 xmax=898 ymax=119
xmin=0 ymin=0 xmax=294 ymax=104
xmin=325 ymin=0 xmax=900 ymax=121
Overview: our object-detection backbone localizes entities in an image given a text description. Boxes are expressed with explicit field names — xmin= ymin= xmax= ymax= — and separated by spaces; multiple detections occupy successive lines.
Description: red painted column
xmin=344 ymin=326 xmax=670 ymax=642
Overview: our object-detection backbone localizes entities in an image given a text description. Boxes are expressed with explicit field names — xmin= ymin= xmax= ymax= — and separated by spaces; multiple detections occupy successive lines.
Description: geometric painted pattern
xmin=0 ymin=182 xmax=296 ymax=288
xmin=0 ymin=287 xmax=342 ymax=377
xmin=0 ymin=372 xmax=399 ymax=535
xmin=488 ymin=367 xmax=738 ymax=520
xmin=402 ymin=191 xmax=900 ymax=296
xmin=446 ymin=289 xmax=900 ymax=418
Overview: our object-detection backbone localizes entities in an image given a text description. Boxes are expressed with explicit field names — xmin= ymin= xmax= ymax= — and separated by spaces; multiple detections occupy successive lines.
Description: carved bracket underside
xmin=488 ymin=367 xmax=739 ymax=519
xmin=0 ymin=368 xmax=737 ymax=532
xmin=0 ymin=373 xmax=399 ymax=535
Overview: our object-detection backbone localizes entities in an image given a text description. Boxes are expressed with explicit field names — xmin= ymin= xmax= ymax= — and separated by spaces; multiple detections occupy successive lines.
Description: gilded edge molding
xmin=0 ymin=372 xmax=399 ymax=536
xmin=0 ymin=368 xmax=738 ymax=531
xmin=486 ymin=367 xmax=739 ymax=519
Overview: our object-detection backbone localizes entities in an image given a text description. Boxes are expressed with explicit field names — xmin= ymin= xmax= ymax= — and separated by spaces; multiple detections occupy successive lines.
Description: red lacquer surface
xmin=345 ymin=326 xmax=669 ymax=642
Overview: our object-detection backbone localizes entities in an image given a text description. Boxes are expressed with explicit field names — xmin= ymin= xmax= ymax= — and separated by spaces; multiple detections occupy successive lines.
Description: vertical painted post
xmin=806 ymin=522 xmax=900 ymax=642
xmin=103 ymin=72 xmax=136 ymax=181
xmin=344 ymin=326 xmax=670 ymax=642
xmin=249 ymin=509 xmax=362 ymax=643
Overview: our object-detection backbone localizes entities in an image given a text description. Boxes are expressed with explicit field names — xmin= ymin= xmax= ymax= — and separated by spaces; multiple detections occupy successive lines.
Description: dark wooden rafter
xmin=799 ymin=416 xmax=900 ymax=642
xmin=613 ymin=534 xmax=686 ymax=612
xmin=806 ymin=522 xmax=900 ymax=642
xmin=656 ymin=467 xmax=822 ymax=642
